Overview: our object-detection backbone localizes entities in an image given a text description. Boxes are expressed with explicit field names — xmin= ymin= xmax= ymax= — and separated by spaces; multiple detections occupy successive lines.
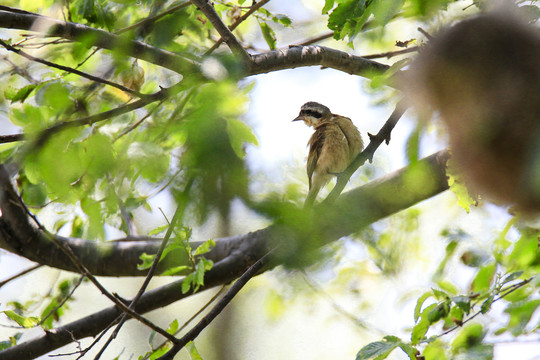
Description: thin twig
xmin=0 ymin=264 xmax=42 ymax=288
xmin=297 ymin=31 xmax=334 ymax=46
xmin=430 ymin=276 xmax=535 ymax=340
xmin=362 ymin=46 xmax=418 ymax=60
xmin=94 ymin=178 xmax=194 ymax=358
xmin=321 ymin=99 xmax=408 ymax=206
xmin=191 ymin=0 xmax=250 ymax=61
xmin=115 ymin=2 xmax=191 ymax=35
xmin=16 ymin=196 xmax=177 ymax=343
xmin=0 ymin=39 xmax=148 ymax=98
xmin=205 ymin=0 xmax=271 ymax=55
xmin=157 ymin=250 xmax=273 ymax=360
xmin=38 ymin=276 xmax=85 ymax=327
xmin=142 ymin=286 xmax=227 ymax=359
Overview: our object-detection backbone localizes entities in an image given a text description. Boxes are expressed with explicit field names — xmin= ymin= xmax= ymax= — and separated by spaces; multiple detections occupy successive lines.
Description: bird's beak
xmin=292 ymin=115 xmax=304 ymax=122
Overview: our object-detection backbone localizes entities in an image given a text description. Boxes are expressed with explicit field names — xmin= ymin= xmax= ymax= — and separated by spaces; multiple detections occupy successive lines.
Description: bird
xmin=293 ymin=102 xmax=363 ymax=207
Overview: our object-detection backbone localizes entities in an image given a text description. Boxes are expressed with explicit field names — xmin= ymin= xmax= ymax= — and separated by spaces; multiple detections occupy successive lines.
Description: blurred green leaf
xmin=226 ymin=118 xmax=258 ymax=158
xmin=5 ymin=84 xmax=37 ymax=103
xmin=504 ymin=299 xmax=540 ymax=336
xmin=258 ymin=21 xmax=277 ymax=50
xmin=2 ymin=311 xmax=39 ymax=328
xmin=356 ymin=338 xmax=398 ymax=360
xmin=471 ymin=263 xmax=496 ymax=292
xmin=188 ymin=341 xmax=203 ymax=360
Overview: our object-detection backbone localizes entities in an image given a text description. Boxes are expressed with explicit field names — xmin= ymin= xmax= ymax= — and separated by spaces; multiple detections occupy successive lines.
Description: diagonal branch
xmin=190 ymin=0 xmax=250 ymax=62
xmin=0 ymin=39 xmax=148 ymax=98
xmin=158 ymin=251 xmax=272 ymax=360
xmin=205 ymin=0 xmax=271 ymax=55
xmin=322 ymin=100 xmax=408 ymax=205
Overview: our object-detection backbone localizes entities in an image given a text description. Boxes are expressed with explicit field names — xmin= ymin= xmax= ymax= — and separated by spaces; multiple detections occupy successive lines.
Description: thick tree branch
xmin=0 ymin=7 xmax=390 ymax=81
xmin=0 ymin=150 xmax=450 ymax=360
xmin=248 ymin=45 xmax=390 ymax=77
xmin=0 ymin=150 xmax=449 ymax=278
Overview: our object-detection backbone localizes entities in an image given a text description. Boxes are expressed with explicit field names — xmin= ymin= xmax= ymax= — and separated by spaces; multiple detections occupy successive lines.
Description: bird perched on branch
xmin=293 ymin=102 xmax=363 ymax=207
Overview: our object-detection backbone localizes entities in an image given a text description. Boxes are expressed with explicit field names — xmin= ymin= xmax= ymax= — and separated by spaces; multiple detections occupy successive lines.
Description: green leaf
xmin=148 ymin=224 xmax=169 ymax=236
xmin=35 ymin=82 xmax=72 ymax=113
xmin=504 ymin=299 xmax=540 ymax=336
xmin=406 ymin=127 xmax=420 ymax=164
xmin=167 ymin=319 xmax=179 ymax=335
xmin=322 ymin=0 xmax=335 ymax=14
xmin=182 ymin=273 xmax=195 ymax=294
xmin=0 ymin=333 xmax=22 ymax=351
xmin=398 ymin=344 xmax=418 ymax=360
xmin=226 ymin=118 xmax=258 ymax=157
xmin=187 ymin=341 xmax=203 ymax=360
xmin=426 ymin=301 xmax=450 ymax=323
xmin=471 ymin=263 xmax=496 ymax=292
xmin=451 ymin=323 xmax=485 ymax=352
xmin=480 ymin=296 xmax=494 ymax=314
xmin=5 ymin=84 xmax=37 ymax=103
xmin=272 ymin=14 xmax=292 ymax=26
xmin=411 ymin=316 xmax=430 ymax=344
xmin=258 ymin=21 xmax=277 ymax=50
xmin=356 ymin=339 xmax=398 ymax=360
xmin=451 ymin=295 xmax=471 ymax=314
xmin=506 ymin=232 xmax=538 ymax=269
xmin=138 ymin=252 xmax=156 ymax=270
xmin=3 ymin=311 xmax=40 ymax=328
xmin=414 ymin=292 xmax=432 ymax=322
xmin=127 ymin=142 xmax=170 ymax=182
xmin=422 ymin=339 xmax=448 ymax=360
xmin=501 ymin=271 xmax=524 ymax=286
xmin=160 ymin=265 xmax=190 ymax=276
xmin=193 ymin=239 xmax=215 ymax=256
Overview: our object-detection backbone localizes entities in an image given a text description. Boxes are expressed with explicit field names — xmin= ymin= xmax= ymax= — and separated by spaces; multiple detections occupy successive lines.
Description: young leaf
xmin=188 ymin=341 xmax=203 ymax=360
xmin=471 ymin=263 xmax=496 ymax=292
xmin=226 ymin=119 xmax=259 ymax=158
xmin=193 ymin=239 xmax=216 ymax=256
xmin=5 ymin=84 xmax=37 ymax=103
xmin=167 ymin=319 xmax=179 ymax=335
xmin=356 ymin=339 xmax=398 ymax=360
xmin=258 ymin=21 xmax=277 ymax=50
xmin=414 ymin=292 xmax=433 ymax=322
xmin=3 ymin=311 xmax=39 ymax=328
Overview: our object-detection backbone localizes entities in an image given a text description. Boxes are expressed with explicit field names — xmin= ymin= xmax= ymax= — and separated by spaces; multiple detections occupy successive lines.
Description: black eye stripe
xmin=300 ymin=109 xmax=323 ymax=118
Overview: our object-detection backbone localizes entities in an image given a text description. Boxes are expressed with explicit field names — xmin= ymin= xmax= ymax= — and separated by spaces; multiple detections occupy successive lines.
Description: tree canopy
xmin=0 ymin=0 xmax=538 ymax=359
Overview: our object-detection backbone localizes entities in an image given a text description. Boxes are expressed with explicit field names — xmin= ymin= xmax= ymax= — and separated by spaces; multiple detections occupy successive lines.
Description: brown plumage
xmin=293 ymin=102 xmax=363 ymax=206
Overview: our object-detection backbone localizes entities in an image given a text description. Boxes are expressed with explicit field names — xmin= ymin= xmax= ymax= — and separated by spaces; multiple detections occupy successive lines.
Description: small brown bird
xmin=293 ymin=102 xmax=363 ymax=206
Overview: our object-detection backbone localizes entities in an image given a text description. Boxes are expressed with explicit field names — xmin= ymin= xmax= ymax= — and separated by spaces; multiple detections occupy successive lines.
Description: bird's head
xmin=293 ymin=102 xmax=331 ymax=127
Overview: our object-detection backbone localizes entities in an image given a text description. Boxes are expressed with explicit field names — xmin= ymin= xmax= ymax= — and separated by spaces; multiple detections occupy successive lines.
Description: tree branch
xmin=322 ymin=100 xmax=408 ymax=205
xmin=0 ymin=8 xmax=200 ymax=74
xmin=205 ymin=0 xmax=271 ymax=55
xmin=248 ymin=45 xmax=390 ymax=78
xmin=190 ymin=0 xmax=250 ymax=62
xmin=0 ymin=150 xmax=449 ymax=278
xmin=158 ymin=251 xmax=271 ymax=360
xmin=0 ymin=39 xmax=147 ymax=98
xmin=0 ymin=150 xmax=450 ymax=359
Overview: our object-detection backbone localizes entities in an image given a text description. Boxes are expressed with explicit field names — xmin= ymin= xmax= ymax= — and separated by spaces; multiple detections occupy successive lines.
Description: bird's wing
xmin=307 ymin=125 xmax=326 ymax=189
xmin=334 ymin=115 xmax=364 ymax=158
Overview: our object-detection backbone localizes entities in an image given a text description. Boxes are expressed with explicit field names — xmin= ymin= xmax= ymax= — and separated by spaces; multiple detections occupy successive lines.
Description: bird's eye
xmin=300 ymin=109 xmax=322 ymax=118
